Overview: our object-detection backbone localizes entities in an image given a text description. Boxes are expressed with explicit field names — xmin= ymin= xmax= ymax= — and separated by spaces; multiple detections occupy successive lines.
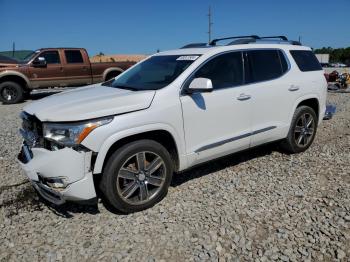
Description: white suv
xmin=18 ymin=36 xmax=327 ymax=213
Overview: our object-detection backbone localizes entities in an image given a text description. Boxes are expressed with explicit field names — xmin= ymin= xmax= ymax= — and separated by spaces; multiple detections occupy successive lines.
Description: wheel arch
xmin=0 ymin=71 xmax=30 ymax=89
xmin=297 ymin=98 xmax=319 ymax=119
xmin=102 ymin=67 xmax=124 ymax=81
xmin=289 ymin=95 xmax=320 ymax=125
xmin=92 ymin=128 xmax=183 ymax=175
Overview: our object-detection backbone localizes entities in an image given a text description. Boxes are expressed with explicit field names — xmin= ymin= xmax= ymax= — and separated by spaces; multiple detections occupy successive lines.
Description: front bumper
xmin=17 ymin=144 xmax=97 ymax=205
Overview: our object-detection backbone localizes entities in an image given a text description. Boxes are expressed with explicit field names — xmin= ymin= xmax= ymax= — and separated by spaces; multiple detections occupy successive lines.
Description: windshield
xmin=104 ymin=55 xmax=200 ymax=91
xmin=22 ymin=50 xmax=40 ymax=62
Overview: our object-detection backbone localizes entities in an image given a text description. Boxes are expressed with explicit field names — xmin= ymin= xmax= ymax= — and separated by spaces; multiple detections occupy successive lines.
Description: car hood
xmin=23 ymin=84 xmax=156 ymax=122
xmin=0 ymin=62 xmax=20 ymax=68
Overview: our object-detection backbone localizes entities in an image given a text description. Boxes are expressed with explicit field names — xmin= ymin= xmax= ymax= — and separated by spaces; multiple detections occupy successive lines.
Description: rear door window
xmin=245 ymin=50 xmax=285 ymax=83
xmin=64 ymin=50 xmax=84 ymax=63
xmin=290 ymin=50 xmax=322 ymax=72
xmin=194 ymin=51 xmax=243 ymax=90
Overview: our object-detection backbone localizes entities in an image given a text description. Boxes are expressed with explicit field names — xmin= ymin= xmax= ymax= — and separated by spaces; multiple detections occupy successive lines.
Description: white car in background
xmin=330 ymin=62 xmax=347 ymax=68
xmin=18 ymin=35 xmax=327 ymax=213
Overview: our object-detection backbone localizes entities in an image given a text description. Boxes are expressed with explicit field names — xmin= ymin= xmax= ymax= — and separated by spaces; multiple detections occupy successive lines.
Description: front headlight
xmin=43 ymin=117 xmax=113 ymax=146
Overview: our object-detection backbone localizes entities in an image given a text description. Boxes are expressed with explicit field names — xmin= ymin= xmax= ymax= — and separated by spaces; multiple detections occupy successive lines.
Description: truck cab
xmin=0 ymin=48 xmax=135 ymax=104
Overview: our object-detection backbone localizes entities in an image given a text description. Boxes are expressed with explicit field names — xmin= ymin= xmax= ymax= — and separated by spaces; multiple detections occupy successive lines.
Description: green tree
xmin=314 ymin=47 xmax=350 ymax=64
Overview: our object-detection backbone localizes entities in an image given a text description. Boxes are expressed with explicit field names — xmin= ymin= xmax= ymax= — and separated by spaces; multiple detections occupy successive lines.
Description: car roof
xmin=155 ymin=44 xmax=311 ymax=56
xmin=38 ymin=48 xmax=85 ymax=51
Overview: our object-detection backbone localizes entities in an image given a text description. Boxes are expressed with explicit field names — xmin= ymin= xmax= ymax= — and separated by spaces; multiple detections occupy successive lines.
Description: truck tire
xmin=100 ymin=139 xmax=174 ymax=213
xmin=280 ymin=105 xmax=318 ymax=153
xmin=0 ymin=81 xmax=25 ymax=104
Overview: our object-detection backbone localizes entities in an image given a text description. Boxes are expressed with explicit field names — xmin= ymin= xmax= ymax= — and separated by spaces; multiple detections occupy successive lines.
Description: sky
xmin=1 ymin=0 xmax=349 ymax=56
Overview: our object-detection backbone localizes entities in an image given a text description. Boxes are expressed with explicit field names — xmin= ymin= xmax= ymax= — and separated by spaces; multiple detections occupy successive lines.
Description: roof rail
xmin=227 ymin=38 xmax=258 ymax=45
xmin=210 ymin=35 xmax=260 ymax=46
xmin=180 ymin=35 xmax=302 ymax=49
xmin=260 ymin=36 xmax=288 ymax=41
xmin=181 ymin=43 xmax=207 ymax=49
xmin=289 ymin=40 xmax=302 ymax=46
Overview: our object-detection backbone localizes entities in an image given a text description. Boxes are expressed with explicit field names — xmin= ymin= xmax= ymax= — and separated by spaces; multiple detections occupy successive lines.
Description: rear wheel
xmin=100 ymin=139 xmax=173 ymax=213
xmin=0 ymin=81 xmax=24 ymax=104
xmin=281 ymin=106 xmax=318 ymax=153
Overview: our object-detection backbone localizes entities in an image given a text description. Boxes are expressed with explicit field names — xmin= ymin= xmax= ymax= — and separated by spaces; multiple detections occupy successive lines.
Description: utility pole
xmin=12 ymin=42 xmax=15 ymax=58
xmin=207 ymin=6 xmax=213 ymax=44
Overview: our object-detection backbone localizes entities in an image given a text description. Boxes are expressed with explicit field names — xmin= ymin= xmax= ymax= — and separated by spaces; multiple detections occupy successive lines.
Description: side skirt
xmin=195 ymin=126 xmax=276 ymax=153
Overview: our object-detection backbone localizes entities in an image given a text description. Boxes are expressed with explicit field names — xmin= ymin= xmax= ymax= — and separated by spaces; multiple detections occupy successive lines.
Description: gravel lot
xmin=0 ymin=91 xmax=349 ymax=261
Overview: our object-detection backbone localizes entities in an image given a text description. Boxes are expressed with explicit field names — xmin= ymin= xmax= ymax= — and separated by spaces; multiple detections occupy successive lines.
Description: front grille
xmin=20 ymin=111 xmax=44 ymax=148
xmin=17 ymin=145 xmax=33 ymax=164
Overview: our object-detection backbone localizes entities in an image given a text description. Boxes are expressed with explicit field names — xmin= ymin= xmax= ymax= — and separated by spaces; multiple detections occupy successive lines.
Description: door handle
xmin=237 ymin=94 xmax=251 ymax=101
xmin=82 ymin=66 xmax=87 ymax=71
xmin=288 ymin=85 xmax=300 ymax=91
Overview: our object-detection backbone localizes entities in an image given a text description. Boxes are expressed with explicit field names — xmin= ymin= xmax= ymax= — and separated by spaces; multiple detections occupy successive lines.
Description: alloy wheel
xmin=116 ymin=151 xmax=166 ymax=205
xmin=294 ymin=113 xmax=315 ymax=147
xmin=1 ymin=86 xmax=17 ymax=102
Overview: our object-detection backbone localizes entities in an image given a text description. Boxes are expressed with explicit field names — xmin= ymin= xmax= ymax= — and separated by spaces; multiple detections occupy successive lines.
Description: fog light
xmin=38 ymin=174 xmax=69 ymax=190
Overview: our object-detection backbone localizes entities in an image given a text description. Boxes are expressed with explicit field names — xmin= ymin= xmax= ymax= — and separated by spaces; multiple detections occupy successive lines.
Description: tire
xmin=23 ymin=89 xmax=31 ymax=99
xmin=0 ymin=81 xmax=24 ymax=104
xmin=281 ymin=105 xmax=318 ymax=153
xmin=100 ymin=139 xmax=174 ymax=213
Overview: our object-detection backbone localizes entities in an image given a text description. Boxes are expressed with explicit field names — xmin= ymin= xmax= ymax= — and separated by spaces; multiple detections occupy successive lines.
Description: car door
xmin=63 ymin=49 xmax=91 ymax=86
xmin=180 ymin=51 xmax=252 ymax=166
xmin=29 ymin=50 xmax=65 ymax=88
xmin=244 ymin=49 xmax=298 ymax=147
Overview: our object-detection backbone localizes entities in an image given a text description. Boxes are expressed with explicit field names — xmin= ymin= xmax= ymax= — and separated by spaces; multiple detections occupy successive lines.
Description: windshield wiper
xmin=103 ymin=81 xmax=157 ymax=91
xmin=102 ymin=81 xmax=139 ymax=91
xmin=113 ymin=85 xmax=140 ymax=91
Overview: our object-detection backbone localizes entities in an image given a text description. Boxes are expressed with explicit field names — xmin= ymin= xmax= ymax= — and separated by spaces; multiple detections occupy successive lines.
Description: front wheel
xmin=0 ymin=81 xmax=24 ymax=104
xmin=281 ymin=105 xmax=318 ymax=153
xmin=100 ymin=139 xmax=174 ymax=213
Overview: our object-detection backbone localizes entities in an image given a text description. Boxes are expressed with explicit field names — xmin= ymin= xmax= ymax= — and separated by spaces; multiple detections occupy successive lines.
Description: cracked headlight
xmin=43 ymin=117 xmax=113 ymax=147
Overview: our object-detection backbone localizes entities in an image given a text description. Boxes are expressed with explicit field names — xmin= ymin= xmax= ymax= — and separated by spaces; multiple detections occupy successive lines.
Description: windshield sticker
xmin=176 ymin=55 xmax=199 ymax=61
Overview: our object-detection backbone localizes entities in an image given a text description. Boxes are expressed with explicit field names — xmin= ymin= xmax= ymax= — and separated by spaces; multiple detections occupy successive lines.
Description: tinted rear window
xmin=65 ymin=50 xmax=84 ymax=63
xmin=246 ymin=50 xmax=285 ymax=83
xmin=290 ymin=50 xmax=322 ymax=72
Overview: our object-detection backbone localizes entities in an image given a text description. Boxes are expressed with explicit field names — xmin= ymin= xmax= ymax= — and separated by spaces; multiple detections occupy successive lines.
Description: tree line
xmin=314 ymin=47 xmax=350 ymax=64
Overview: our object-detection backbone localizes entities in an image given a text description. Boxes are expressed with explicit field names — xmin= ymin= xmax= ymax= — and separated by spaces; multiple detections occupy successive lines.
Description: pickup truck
xmin=0 ymin=48 xmax=136 ymax=104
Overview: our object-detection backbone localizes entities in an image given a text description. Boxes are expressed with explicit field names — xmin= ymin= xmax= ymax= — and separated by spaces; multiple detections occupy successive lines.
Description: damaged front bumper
xmin=17 ymin=144 xmax=97 ymax=205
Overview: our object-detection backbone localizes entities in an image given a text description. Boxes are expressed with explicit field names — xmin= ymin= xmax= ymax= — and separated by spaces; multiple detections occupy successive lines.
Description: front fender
xmin=88 ymin=123 xmax=187 ymax=174
xmin=0 ymin=70 xmax=31 ymax=87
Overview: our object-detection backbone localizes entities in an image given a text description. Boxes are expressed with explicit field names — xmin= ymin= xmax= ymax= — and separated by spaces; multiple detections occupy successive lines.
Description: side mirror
xmin=187 ymin=78 xmax=213 ymax=93
xmin=32 ymin=57 xmax=47 ymax=67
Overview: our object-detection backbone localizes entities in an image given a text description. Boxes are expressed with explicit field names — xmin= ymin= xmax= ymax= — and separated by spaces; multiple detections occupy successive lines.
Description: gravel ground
xmin=0 ymin=91 xmax=349 ymax=261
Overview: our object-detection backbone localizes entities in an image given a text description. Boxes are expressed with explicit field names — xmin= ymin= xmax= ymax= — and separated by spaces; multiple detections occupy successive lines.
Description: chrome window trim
xmin=181 ymin=50 xmax=244 ymax=95
xmin=242 ymin=48 xmax=291 ymax=86
xmin=180 ymin=48 xmax=291 ymax=95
